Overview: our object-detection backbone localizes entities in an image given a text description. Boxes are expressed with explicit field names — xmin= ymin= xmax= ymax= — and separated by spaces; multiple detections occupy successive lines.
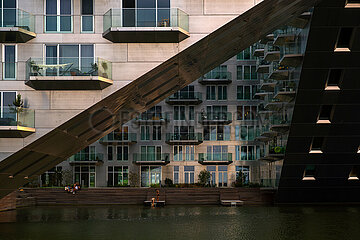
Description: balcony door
xmin=3 ymin=45 xmax=16 ymax=80
xmin=0 ymin=0 xmax=16 ymax=27
xmin=0 ymin=92 xmax=16 ymax=122
xmin=140 ymin=146 xmax=161 ymax=161
xmin=45 ymin=0 xmax=72 ymax=32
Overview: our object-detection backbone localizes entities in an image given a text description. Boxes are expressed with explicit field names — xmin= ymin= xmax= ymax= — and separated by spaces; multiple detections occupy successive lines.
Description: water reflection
xmin=1 ymin=206 xmax=360 ymax=240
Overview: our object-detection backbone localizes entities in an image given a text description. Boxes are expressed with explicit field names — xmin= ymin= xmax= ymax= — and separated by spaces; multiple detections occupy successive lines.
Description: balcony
xmin=260 ymin=80 xmax=277 ymax=92
xmin=198 ymin=112 xmax=232 ymax=125
xmin=103 ymin=8 xmax=189 ymax=43
xmin=269 ymin=114 xmax=291 ymax=133
xmin=133 ymin=153 xmax=170 ymax=165
xmin=0 ymin=108 xmax=35 ymax=138
xmin=25 ymin=57 xmax=113 ymax=90
xmin=99 ymin=132 xmax=137 ymax=145
xmin=199 ymin=71 xmax=232 ymax=85
xmin=134 ymin=112 xmax=170 ymax=125
xmin=279 ymin=43 xmax=304 ymax=67
xmin=260 ymin=145 xmax=286 ymax=162
xmin=165 ymin=133 xmax=203 ymax=145
xmin=259 ymin=33 xmax=274 ymax=44
xmin=198 ymin=153 xmax=233 ymax=165
xmin=256 ymin=59 xmax=270 ymax=74
xmin=69 ymin=153 xmax=104 ymax=165
xmin=165 ymin=92 xmax=202 ymax=105
xmin=253 ymin=43 xmax=265 ymax=57
xmin=269 ymin=62 xmax=289 ymax=80
xmin=273 ymin=80 xmax=298 ymax=103
xmin=264 ymin=43 xmax=280 ymax=62
xmin=273 ymin=27 xmax=299 ymax=46
xmin=0 ymin=9 xmax=36 ymax=43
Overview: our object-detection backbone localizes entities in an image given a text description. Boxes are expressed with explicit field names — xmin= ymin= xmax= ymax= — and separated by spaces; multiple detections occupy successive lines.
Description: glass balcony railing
xmin=133 ymin=153 xmax=170 ymax=162
xmin=136 ymin=112 xmax=170 ymax=121
xmin=26 ymin=57 xmax=112 ymax=79
xmin=269 ymin=113 xmax=292 ymax=125
xmin=103 ymin=8 xmax=189 ymax=32
xmin=261 ymin=178 xmax=280 ymax=188
xmin=264 ymin=42 xmax=280 ymax=55
xmin=199 ymin=112 xmax=232 ymax=121
xmin=274 ymin=80 xmax=298 ymax=93
xmin=198 ymin=153 xmax=232 ymax=162
xmin=203 ymin=70 xmax=232 ymax=80
xmin=273 ymin=27 xmax=299 ymax=38
xmin=69 ymin=153 xmax=104 ymax=162
xmin=166 ymin=133 xmax=203 ymax=141
xmin=167 ymin=92 xmax=202 ymax=101
xmin=0 ymin=107 xmax=35 ymax=128
xmin=100 ymin=132 xmax=137 ymax=143
xmin=0 ymin=8 xmax=35 ymax=32
xmin=280 ymin=42 xmax=302 ymax=57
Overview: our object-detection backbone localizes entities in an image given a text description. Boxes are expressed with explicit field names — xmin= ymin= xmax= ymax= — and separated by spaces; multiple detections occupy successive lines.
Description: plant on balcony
xmin=198 ymin=170 xmax=211 ymax=187
xmin=29 ymin=60 xmax=42 ymax=76
xmin=100 ymin=61 xmax=109 ymax=78
xmin=9 ymin=94 xmax=24 ymax=126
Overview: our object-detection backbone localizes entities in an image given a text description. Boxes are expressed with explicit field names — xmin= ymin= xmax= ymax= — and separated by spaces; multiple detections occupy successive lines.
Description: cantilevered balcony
xmin=103 ymin=8 xmax=189 ymax=43
xmin=134 ymin=112 xmax=170 ymax=125
xmin=165 ymin=133 xmax=203 ymax=145
xmin=198 ymin=153 xmax=232 ymax=165
xmin=25 ymin=57 xmax=113 ymax=90
xmin=260 ymin=80 xmax=277 ymax=92
xmin=268 ymin=62 xmax=289 ymax=80
xmin=256 ymin=58 xmax=270 ymax=73
xmin=269 ymin=113 xmax=291 ymax=133
xmin=198 ymin=70 xmax=232 ymax=85
xmin=279 ymin=43 xmax=304 ymax=67
xmin=133 ymin=153 xmax=170 ymax=165
xmin=69 ymin=153 xmax=104 ymax=165
xmin=198 ymin=112 xmax=232 ymax=125
xmin=0 ymin=107 xmax=35 ymax=138
xmin=273 ymin=27 xmax=299 ymax=46
xmin=264 ymin=42 xmax=280 ymax=62
xmin=0 ymin=9 xmax=36 ymax=43
xmin=259 ymin=33 xmax=274 ymax=44
xmin=259 ymin=124 xmax=278 ymax=139
xmin=253 ymin=43 xmax=265 ymax=57
xmin=165 ymin=92 xmax=202 ymax=105
xmin=274 ymin=80 xmax=298 ymax=103
xmin=260 ymin=144 xmax=286 ymax=162
xmin=99 ymin=132 xmax=137 ymax=145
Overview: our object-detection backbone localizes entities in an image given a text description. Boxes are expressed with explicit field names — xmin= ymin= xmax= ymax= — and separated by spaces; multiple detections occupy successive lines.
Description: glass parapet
xmin=103 ymin=8 xmax=189 ymax=32
xmin=274 ymin=80 xmax=298 ymax=93
xmin=0 ymin=8 xmax=35 ymax=32
xmin=136 ymin=112 xmax=170 ymax=121
xmin=133 ymin=153 xmax=170 ymax=162
xmin=280 ymin=42 xmax=302 ymax=57
xmin=199 ymin=112 xmax=232 ymax=121
xmin=69 ymin=153 xmax=104 ymax=162
xmin=100 ymin=132 xmax=137 ymax=143
xmin=167 ymin=92 xmax=202 ymax=100
xmin=166 ymin=132 xmax=203 ymax=141
xmin=198 ymin=153 xmax=232 ymax=162
xmin=264 ymin=42 xmax=280 ymax=55
xmin=0 ymin=107 xmax=35 ymax=128
xmin=261 ymin=178 xmax=280 ymax=188
xmin=26 ymin=57 xmax=112 ymax=79
xmin=203 ymin=70 xmax=232 ymax=80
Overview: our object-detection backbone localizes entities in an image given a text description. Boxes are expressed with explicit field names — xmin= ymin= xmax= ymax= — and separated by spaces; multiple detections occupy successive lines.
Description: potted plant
xmin=10 ymin=94 xmax=24 ymax=126
xmin=29 ymin=60 xmax=41 ymax=76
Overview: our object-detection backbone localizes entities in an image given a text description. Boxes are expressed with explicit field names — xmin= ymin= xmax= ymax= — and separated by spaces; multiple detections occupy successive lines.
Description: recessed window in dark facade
xmin=310 ymin=137 xmax=324 ymax=153
xmin=335 ymin=27 xmax=354 ymax=52
xmin=345 ymin=0 xmax=360 ymax=8
xmin=303 ymin=165 xmax=316 ymax=180
xmin=348 ymin=166 xmax=359 ymax=180
xmin=317 ymin=105 xmax=333 ymax=124
xmin=325 ymin=69 xmax=343 ymax=90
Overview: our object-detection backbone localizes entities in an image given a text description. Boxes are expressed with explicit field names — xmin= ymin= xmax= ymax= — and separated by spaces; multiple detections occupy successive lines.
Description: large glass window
xmin=218 ymin=166 xmax=228 ymax=187
xmin=237 ymin=65 xmax=257 ymax=80
xmin=217 ymin=86 xmax=227 ymax=100
xmin=203 ymin=125 xmax=230 ymax=141
xmin=152 ymin=126 xmax=161 ymax=140
xmin=116 ymin=145 xmax=129 ymax=161
xmin=107 ymin=166 xmax=128 ymax=186
xmin=173 ymin=166 xmax=179 ymax=184
xmin=240 ymin=126 xmax=255 ymax=141
xmin=107 ymin=146 xmax=113 ymax=161
xmin=236 ymin=166 xmax=250 ymax=184
xmin=45 ymin=0 xmax=73 ymax=33
xmin=174 ymin=106 xmax=186 ymax=120
xmin=237 ymin=106 xmax=257 ymax=120
xmin=0 ymin=0 xmax=16 ymax=27
xmin=74 ymin=165 xmax=95 ymax=187
xmin=3 ymin=45 xmax=16 ymax=80
xmin=237 ymin=47 xmax=253 ymax=60
xmin=140 ymin=126 xmax=150 ymax=141
xmin=141 ymin=166 xmax=161 ymax=187
xmin=184 ymin=166 xmax=195 ymax=184
xmin=140 ymin=146 xmax=162 ymax=161
xmin=206 ymin=86 xmax=216 ymax=100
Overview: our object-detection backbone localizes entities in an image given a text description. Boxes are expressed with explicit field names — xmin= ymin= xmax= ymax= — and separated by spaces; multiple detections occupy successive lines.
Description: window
xmin=152 ymin=126 xmax=161 ymax=140
xmin=189 ymin=106 xmax=195 ymax=120
xmin=303 ymin=165 xmax=316 ymax=180
xmin=348 ymin=166 xmax=359 ymax=180
xmin=237 ymin=86 xmax=257 ymax=100
xmin=206 ymin=105 xmax=228 ymax=120
xmin=45 ymin=0 xmax=73 ymax=33
xmin=345 ymin=0 xmax=360 ymax=8
xmin=310 ymin=137 xmax=324 ymax=153
xmin=74 ymin=165 xmax=95 ymax=187
xmin=174 ymin=145 xmax=195 ymax=161
xmin=204 ymin=65 xmax=227 ymax=79
xmin=141 ymin=106 xmax=162 ymax=120
xmin=140 ymin=146 xmax=162 ymax=161
xmin=41 ymin=166 xmax=63 ymax=187
xmin=317 ymin=105 xmax=333 ymax=124
xmin=107 ymin=146 xmax=113 ymax=161
xmin=0 ymin=91 xmax=16 ymax=120
xmin=335 ymin=27 xmax=354 ymax=52
xmin=207 ymin=145 xmax=229 ymax=161
xmin=173 ymin=145 xmax=183 ymax=161
xmin=218 ymin=166 xmax=228 ymax=187
xmin=45 ymin=44 xmax=94 ymax=76
xmin=116 ymin=145 xmax=129 ymax=161
xmin=174 ymin=85 xmax=195 ymax=99
xmin=240 ymin=126 xmax=255 ymax=141
xmin=184 ymin=166 xmax=195 ymax=184
xmin=174 ymin=106 xmax=186 ymax=120
xmin=236 ymin=166 xmax=250 ymax=184
xmin=206 ymin=86 xmax=216 ymax=100
xmin=122 ymin=0 xmax=171 ymax=27
xmin=0 ymin=0 xmax=16 ymax=27
xmin=325 ymin=69 xmax=343 ymax=90
xmin=237 ymin=66 xmax=243 ymax=80
xmin=2 ymin=45 xmax=16 ymax=80
xmin=239 ymin=145 xmax=256 ymax=160
xmin=237 ymin=106 xmax=257 ymax=120
xmin=217 ymin=86 xmax=227 ymax=100
xmin=237 ymin=65 xmax=257 ymax=80
xmin=174 ymin=166 xmax=179 ymax=184
xmin=108 ymin=166 xmax=129 ymax=186
xmin=140 ymin=126 xmax=150 ymax=140
xmin=174 ymin=126 xmax=195 ymax=140
xmin=207 ymin=166 xmax=216 ymax=186
xmin=237 ymin=47 xmax=253 ymax=60
xmin=203 ymin=126 xmax=230 ymax=141
xmin=81 ymin=0 xmax=94 ymax=32
xmin=141 ymin=166 xmax=161 ymax=187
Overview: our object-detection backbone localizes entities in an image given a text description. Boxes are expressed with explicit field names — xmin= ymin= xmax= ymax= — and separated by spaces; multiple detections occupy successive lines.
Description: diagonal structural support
xmin=0 ymin=0 xmax=323 ymax=198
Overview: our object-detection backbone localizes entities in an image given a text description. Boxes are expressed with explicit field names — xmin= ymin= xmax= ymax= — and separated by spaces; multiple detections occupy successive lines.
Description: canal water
xmin=0 ymin=205 xmax=359 ymax=240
